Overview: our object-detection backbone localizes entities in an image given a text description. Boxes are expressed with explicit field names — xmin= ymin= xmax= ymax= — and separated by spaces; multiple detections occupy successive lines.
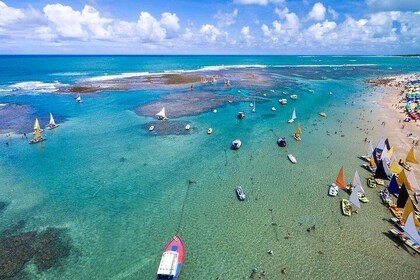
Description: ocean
xmin=0 ymin=55 xmax=419 ymax=279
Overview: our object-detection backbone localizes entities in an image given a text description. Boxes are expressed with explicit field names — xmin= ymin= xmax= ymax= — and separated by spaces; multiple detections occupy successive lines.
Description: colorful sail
xmin=396 ymin=184 xmax=409 ymax=209
xmin=389 ymin=158 xmax=402 ymax=174
xmin=402 ymin=198 xmax=420 ymax=227
xmin=404 ymin=213 xmax=420 ymax=245
xmin=387 ymin=146 xmax=394 ymax=158
xmin=407 ymin=171 xmax=420 ymax=192
xmin=369 ymin=155 xmax=377 ymax=168
xmin=34 ymin=118 xmax=41 ymax=130
xmin=295 ymin=123 xmax=302 ymax=136
xmin=388 ymin=175 xmax=400 ymax=195
xmin=335 ymin=166 xmax=346 ymax=190
xmin=375 ymin=159 xmax=391 ymax=180
xmin=405 ymin=147 xmax=419 ymax=164
xmin=34 ymin=127 xmax=42 ymax=140
xmin=397 ymin=169 xmax=413 ymax=191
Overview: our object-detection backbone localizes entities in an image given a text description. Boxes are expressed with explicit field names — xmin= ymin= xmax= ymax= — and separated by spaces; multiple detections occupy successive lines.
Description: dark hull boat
xmin=277 ymin=137 xmax=286 ymax=147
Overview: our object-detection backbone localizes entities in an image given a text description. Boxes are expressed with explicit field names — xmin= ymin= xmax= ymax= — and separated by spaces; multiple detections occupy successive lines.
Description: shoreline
xmin=371 ymin=73 xmax=420 ymax=180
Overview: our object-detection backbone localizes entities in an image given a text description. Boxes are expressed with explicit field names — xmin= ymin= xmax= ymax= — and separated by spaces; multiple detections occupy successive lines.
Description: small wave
xmin=8 ymin=81 xmax=63 ymax=92
xmin=272 ymin=64 xmax=377 ymax=68
xmin=50 ymin=72 xmax=88 ymax=76
xmin=84 ymin=72 xmax=150 ymax=82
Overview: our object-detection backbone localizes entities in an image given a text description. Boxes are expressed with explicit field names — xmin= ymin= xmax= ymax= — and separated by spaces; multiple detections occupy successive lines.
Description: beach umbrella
xmin=405 ymin=103 xmax=411 ymax=110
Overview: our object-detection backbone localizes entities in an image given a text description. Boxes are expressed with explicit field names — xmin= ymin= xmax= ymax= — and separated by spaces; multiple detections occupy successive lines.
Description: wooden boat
xmin=367 ymin=177 xmax=376 ymax=188
xmin=288 ymin=108 xmax=296 ymax=123
xmin=156 ymin=107 xmax=168 ymax=120
xmin=328 ymin=183 xmax=339 ymax=197
xmin=47 ymin=113 xmax=59 ymax=129
xmin=236 ymin=186 xmax=246 ymax=200
xmin=319 ymin=112 xmax=327 ymax=117
xmin=231 ymin=139 xmax=242 ymax=150
xmin=380 ymin=189 xmax=392 ymax=205
xmin=389 ymin=213 xmax=420 ymax=254
xmin=358 ymin=193 xmax=369 ymax=203
xmin=157 ymin=235 xmax=185 ymax=280
xmin=341 ymin=199 xmax=352 ymax=216
xmin=277 ymin=137 xmax=286 ymax=147
xmin=399 ymin=159 xmax=412 ymax=171
xmin=287 ymin=154 xmax=297 ymax=164
xmin=374 ymin=178 xmax=384 ymax=186
xmin=293 ymin=123 xmax=302 ymax=141
xmin=29 ymin=118 xmax=46 ymax=144
xmin=389 ymin=228 xmax=420 ymax=254
xmin=360 ymin=142 xmax=374 ymax=162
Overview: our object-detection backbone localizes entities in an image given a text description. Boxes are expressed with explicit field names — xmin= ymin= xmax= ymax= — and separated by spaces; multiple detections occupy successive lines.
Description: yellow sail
xmin=397 ymin=169 xmax=413 ymax=191
xmin=387 ymin=147 xmax=394 ymax=158
xmin=405 ymin=147 xmax=419 ymax=164
xmin=295 ymin=123 xmax=302 ymax=136
xmin=34 ymin=128 xmax=42 ymax=140
xmin=402 ymin=198 xmax=420 ymax=227
xmin=389 ymin=160 xmax=402 ymax=174
xmin=33 ymin=118 xmax=41 ymax=130
xmin=369 ymin=155 xmax=377 ymax=168
xmin=335 ymin=166 xmax=346 ymax=190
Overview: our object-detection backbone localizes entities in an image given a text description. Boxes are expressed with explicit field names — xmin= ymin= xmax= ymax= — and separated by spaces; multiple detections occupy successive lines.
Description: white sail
xmin=404 ymin=213 xmax=420 ymax=244
xmin=76 ymin=95 xmax=82 ymax=102
xmin=381 ymin=146 xmax=389 ymax=161
xmin=34 ymin=118 xmax=41 ymax=130
xmin=407 ymin=171 xmax=420 ymax=192
xmin=156 ymin=107 xmax=167 ymax=119
xmin=368 ymin=142 xmax=373 ymax=156
xmin=375 ymin=138 xmax=386 ymax=151
xmin=49 ymin=113 xmax=56 ymax=126
xmin=352 ymin=170 xmax=364 ymax=193
xmin=349 ymin=183 xmax=362 ymax=208
xmin=291 ymin=108 xmax=296 ymax=120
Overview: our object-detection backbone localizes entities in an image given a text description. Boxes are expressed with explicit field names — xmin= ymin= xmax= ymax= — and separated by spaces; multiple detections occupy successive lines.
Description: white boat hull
xmin=287 ymin=154 xmax=297 ymax=164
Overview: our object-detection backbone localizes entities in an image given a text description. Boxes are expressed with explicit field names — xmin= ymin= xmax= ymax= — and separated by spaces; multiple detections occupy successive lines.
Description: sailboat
xmin=400 ymin=147 xmax=418 ymax=171
xmin=349 ymin=183 xmax=362 ymax=209
xmin=389 ymin=213 xmax=420 ymax=254
xmin=352 ymin=170 xmax=368 ymax=202
xmin=76 ymin=94 xmax=82 ymax=103
xmin=287 ymin=108 xmax=296 ymax=123
xmin=330 ymin=166 xmax=345 ymax=197
xmin=156 ymin=107 xmax=168 ymax=120
xmin=29 ymin=118 xmax=46 ymax=144
xmin=47 ymin=113 xmax=59 ymax=129
xmin=293 ymin=123 xmax=302 ymax=141
xmin=252 ymin=101 xmax=256 ymax=113
xmin=360 ymin=141 xmax=374 ymax=161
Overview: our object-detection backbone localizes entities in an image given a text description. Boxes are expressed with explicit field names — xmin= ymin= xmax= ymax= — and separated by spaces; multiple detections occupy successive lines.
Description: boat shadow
xmin=382 ymin=231 xmax=417 ymax=256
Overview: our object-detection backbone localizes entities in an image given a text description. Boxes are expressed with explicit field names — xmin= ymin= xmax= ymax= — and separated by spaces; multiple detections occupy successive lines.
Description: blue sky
xmin=0 ymin=0 xmax=419 ymax=54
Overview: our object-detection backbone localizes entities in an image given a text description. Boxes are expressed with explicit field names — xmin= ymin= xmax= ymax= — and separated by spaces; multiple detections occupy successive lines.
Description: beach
xmin=1 ymin=55 xmax=420 ymax=279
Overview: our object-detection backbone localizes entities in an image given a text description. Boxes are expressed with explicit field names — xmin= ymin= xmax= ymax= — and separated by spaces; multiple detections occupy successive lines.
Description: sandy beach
xmin=372 ymin=73 xmax=420 ymax=181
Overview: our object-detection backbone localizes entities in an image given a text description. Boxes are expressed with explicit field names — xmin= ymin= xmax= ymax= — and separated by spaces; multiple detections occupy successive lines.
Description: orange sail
xmin=402 ymin=198 xmax=420 ymax=227
xmin=335 ymin=166 xmax=346 ymax=190
xmin=406 ymin=147 xmax=419 ymax=164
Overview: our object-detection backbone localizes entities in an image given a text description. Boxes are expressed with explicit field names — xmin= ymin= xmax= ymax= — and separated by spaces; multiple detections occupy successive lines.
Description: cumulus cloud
xmin=214 ymin=9 xmax=238 ymax=27
xmin=199 ymin=24 xmax=227 ymax=42
xmin=160 ymin=12 xmax=180 ymax=33
xmin=308 ymin=2 xmax=326 ymax=21
xmin=240 ymin=26 xmax=254 ymax=44
xmin=136 ymin=12 xmax=166 ymax=41
xmin=0 ymin=1 xmax=25 ymax=26
xmin=306 ymin=20 xmax=337 ymax=41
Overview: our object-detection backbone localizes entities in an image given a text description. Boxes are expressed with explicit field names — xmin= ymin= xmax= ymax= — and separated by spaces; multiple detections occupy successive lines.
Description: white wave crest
xmin=272 ymin=64 xmax=377 ymax=68
xmin=8 ymin=81 xmax=63 ymax=92
xmin=50 ymin=72 xmax=88 ymax=76
xmin=84 ymin=72 xmax=150 ymax=82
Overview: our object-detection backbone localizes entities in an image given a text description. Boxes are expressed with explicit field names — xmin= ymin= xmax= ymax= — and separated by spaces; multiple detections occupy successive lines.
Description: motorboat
xmin=156 ymin=235 xmax=185 ymax=280
xmin=185 ymin=124 xmax=191 ymax=130
xmin=277 ymin=137 xmax=286 ymax=147
xmin=341 ymin=199 xmax=352 ymax=216
xmin=287 ymin=154 xmax=297 ymax=164
xmin=290 ymin=95 xmax=298 ymax=100
xmin=328 ymin=183 xmax=339 ymax=196
xmin=149 ymin=125 xmax=155 ymax=131
xmin=237 ymin=111 xmax=245 ymax=119
xmin=279 ymin=99 xmax=287 ymax=105
xmin=271 ymin=107 xmax=276 ymax=111
xmin=207 ymin=128 xmax=213 ymax=134
xmin=236 ymin=186 xmax=246 ymax=201
xmin=231 ymin=139 xmax=242 ymax=150
xmin=319 ymin=112 xmax=327 ymax=117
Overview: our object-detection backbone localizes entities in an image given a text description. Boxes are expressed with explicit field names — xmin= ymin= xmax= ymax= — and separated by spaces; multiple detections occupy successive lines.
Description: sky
xmin=0 ymin=0 xmax=419 ymax=54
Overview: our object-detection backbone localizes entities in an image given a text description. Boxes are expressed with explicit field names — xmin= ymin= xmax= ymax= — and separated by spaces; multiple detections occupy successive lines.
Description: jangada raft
xmin=157 ymin=235 xmax=185 ymax=280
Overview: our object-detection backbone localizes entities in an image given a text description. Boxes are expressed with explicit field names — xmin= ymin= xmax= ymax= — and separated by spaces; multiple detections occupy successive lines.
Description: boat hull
xmin=341 ymin=199 xmax=352 ymax=216
xmin=287 ymin=154 xmax=297 ymax=164
xmin=157 ymin=236 xmax=185 ymax=280
xmin=29 ymin=138 xmax=46 ymax=144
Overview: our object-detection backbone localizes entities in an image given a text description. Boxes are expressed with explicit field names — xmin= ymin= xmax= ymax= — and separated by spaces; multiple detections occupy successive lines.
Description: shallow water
xmin=0 ymin=55 xmax=419 ymax=279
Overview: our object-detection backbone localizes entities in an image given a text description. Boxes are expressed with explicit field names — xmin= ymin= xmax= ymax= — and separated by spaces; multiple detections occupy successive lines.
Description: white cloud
xmin=199 ymin=24 xmax=226 ymax=42
xmin=328 ymin=7 xmax=339 ymax=20
xmin=214 ymin=9 xmax=238 ymax=27
xmin=0 ymin=1 xmax=25 ymax=26
xmin=234 ymin=0 xmax=284 ymax=5
xmin=308 ymin=2 xmax=326 ymax=21
xmin=136 ymin=12 xmax=166 ymax=41
xmin=306 ymin=20 xmax=337 ymax=41
xmin=240 ymin=26 xmax=254 ymax=45
xmin=160 ymin=13 xmax=180 ymax=33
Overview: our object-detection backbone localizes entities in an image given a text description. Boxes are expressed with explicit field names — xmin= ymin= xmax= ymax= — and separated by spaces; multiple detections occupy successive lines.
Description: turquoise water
xmin=0 ymin=56 xmax=419 ymax=279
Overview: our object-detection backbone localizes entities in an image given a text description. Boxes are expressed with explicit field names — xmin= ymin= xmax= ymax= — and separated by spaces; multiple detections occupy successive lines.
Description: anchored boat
xmin=157 ymin=235 xmax=185 ymax=280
